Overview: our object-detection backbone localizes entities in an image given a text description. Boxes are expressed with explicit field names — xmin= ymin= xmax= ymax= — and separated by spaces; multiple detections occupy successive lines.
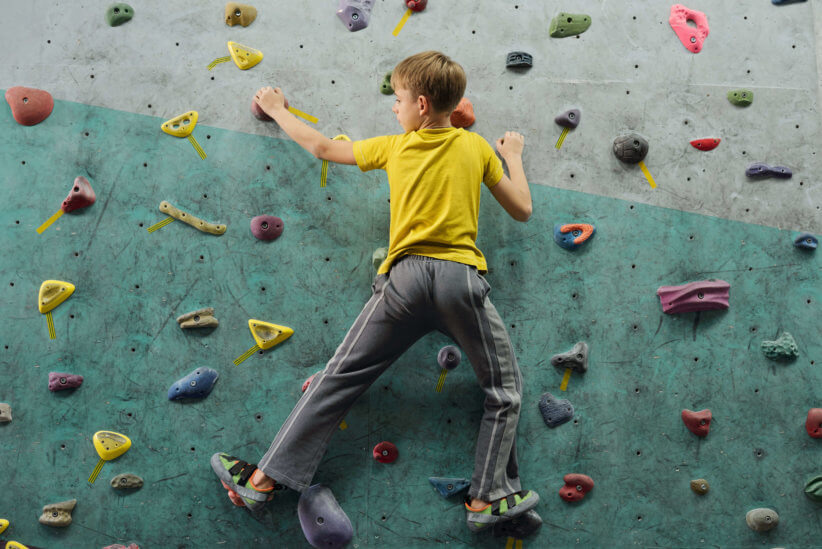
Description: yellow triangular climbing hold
xmin=161 ymin=111 xmax=199 ymax=137
xmin=227 ymin=41 xmax=263 ymax=70
xmin=0 ymin=518 xmax=8 ymax=534
xmin=38 ymin=280 xmax=75 ymax=314
xmin=248 ymin=319 xmax=293 ymax=350
xmin=93 ymin=430 xmax=132 ymax=461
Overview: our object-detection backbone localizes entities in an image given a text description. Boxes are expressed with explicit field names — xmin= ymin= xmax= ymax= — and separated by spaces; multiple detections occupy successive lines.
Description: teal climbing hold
xmin=761 ymin=332 xmax=798 ymax=360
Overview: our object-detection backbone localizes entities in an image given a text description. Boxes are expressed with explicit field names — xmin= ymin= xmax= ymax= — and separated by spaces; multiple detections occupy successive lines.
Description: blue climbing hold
xmin=167 ymin=367 xmax=219 ymax=401
xmin=772 ymin=0 xmax=806 ymax=4
xmin=553 ymin=223 xmax=596 ymax=250
xmin=745 ymin=162 xmax=792 ymax=179
xmin=298 ymin=484 xmax=354 ymax=549
xmin=437 ymin=345 xmax=461 ymax=371
xmin=794 ymin=233 xmax=818 ymax=250
xmin=538 ymin=392 xmax=574 ymax=428
xmin=428 ymin=477 xmax=471 ymax=498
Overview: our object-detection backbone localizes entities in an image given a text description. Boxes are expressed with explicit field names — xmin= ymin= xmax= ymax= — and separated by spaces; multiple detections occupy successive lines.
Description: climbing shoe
xmin=465 ymin=490 xmax=540 ymax=533
xmin=210 ymin=452 xmax=282 ymax=515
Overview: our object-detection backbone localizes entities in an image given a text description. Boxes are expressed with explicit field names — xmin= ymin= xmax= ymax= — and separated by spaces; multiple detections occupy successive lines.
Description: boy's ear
xmin=417 ymin=94 xmax=430 ymax=115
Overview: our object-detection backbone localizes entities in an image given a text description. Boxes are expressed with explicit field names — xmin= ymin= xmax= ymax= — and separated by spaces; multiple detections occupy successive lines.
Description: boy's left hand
xmin=254 ymin=86 xmax=288 ymax=116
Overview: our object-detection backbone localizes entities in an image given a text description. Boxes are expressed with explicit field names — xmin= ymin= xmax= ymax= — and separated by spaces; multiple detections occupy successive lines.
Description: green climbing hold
xmin=761 ymin=332 xmax=798 ymax=361
xmin=549 ymin=13 xmax=592 ymax=38
xmin=727 ymin=89 xmax=753 ymax=106
xmin=379 ymin=71 xmax=393 ymax=95
xmin=804 ymin=475 xmax=822 ymax=502
xmin=106 ymin=3 xmax=134 ymax=26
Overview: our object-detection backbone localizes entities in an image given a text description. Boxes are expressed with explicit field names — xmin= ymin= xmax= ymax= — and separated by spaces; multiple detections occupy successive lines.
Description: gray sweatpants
xmin=257 ymin=254 xmax=523 ymax=501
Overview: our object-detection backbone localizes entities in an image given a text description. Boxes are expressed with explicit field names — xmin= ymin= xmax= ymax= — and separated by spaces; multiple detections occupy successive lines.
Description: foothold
xmin=302 ymin=373 xmax=318 ymax=393
xmin=336 ymin=0 xmax=374 ymax=32
xmin=406 ymin=0 xmax=427 ymax=11
xmin=427 ymin=477 xmax=470 ymax=499
xmin=656 ymin=279 xmax=730 ymax=314
xmin=106 ymin=3 xmax=134 ymax=26
xmin=745 ymin=162 xmax=792 ymax=179
xmin=161 ymin=111 xmax=199 ymax=138
xmin=538 ymin=392 xmax=574 ymax=428
xmin=772 ymin=0 xmax=807 ymax=5
xmin=38 ymin=499 xmax=76 ymax=527
xmin=38 ymin=280 xmax=75 ymax=314
xmin=727 ymin=89 xmax=753 ymax=106
xmin=4 ymin=86 xmax=54 ymax=127
xmin=689 ymin=138 xmax=720 ymax=151
xmin=690 ymin=478 xmax=710 ymax=495
xmin=506 ymin=51 xmax=533 ymax=69
xmin=176 ymin=307 xmax=219 ymax=329
xmin=804 ymin=475 xmax=822 ymax=502
xmin=437 ymin=345 xmax=461 ymax=371
xmin=613 ymin=133 xmax=649 ymax=164
xmin=379 ymin=71 xmax=393 ymax=95
xmin=806 ymin=409 xmax=822 ymax=438
xmin=760 ymin=332 xmax=798 ymax=361
xmin=227 ymin=41 xmax=263 ymax=70
xmin=0 ymin=403 xmax=11 ymax=423
xmin=159 ymin=201 xmax=226 ymax=235
xmin=554 ymin=109 xmax=580 ymax=129
xmin=372 ymin=441 xmax=398 ymax=464
xmin=110 ymin=473 xmax=143 ymax=490
xmin=549 ymin=13 xmax=592 ymax=38
xmin=492 ymin=509 xmax=543 ymax=538
xmin=102 ymin=544 xmax=140 ymax=549
xmin=681 ymin=409 xmax=712 ymax=437
xmin=297 ymin=484 xmax=354 ymax=549
xmin=746 ymin=508 xmax=778 ymax=532
xmin=550 ymin=342 xmax=588 ymax=373
xmin=559 ymin=473 xmax=594 ymax=502
xmin=553 ymin=223 xmax=595 ymax=250
xmin=248 ymin=319 xmax=294 ymax=350
xmin=48 ymin=372 xmax=84 ymax=392
xmin=0 ymin=519 xmax=7 ymax=534
xmin=225 ymin=2 xmax=257 ymax=26
xmin=93 ymin=431 xmax=132 ymax=461
xmin=372 ymin=247 xmax=388 ymax=271
xmin=167 ymin=367 xmax=219 ymax=401
xmin=668 ymin=5 xmax=709 ymax=53
xmin=450 ymin=98 xmax=475 ymax=129
xmin=61 ymin=176 xmax=96 ymax=213
xmin=794 ymin=233 xmax=818 ymax=250
xmin=250 ymin=215 xmax=284 ymax=241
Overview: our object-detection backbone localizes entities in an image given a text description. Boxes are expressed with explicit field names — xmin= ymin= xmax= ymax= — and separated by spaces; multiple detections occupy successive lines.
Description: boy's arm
xmin=490 ymin=131 xmax=532 ymax=222
xmin=255 ymin=86 xmax=356 ymax=165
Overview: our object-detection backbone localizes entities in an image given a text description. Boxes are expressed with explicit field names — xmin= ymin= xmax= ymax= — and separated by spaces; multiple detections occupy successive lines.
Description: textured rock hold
xmin=613 ymin=133 xmax=649 ymax=164
xmin=373 ymin=441 xmax=398 ymax=463
xmin=804 ymin=475 xmax=822 ymax=502
xmin=682 ymin=409 xmax=712 ymax=437
xmin=336 ymin=0 xmax=374 ymax=32
xmin=689 ymin=138 xmax=720 ymax=151
xmin=372 ymin=247 xmax=388 ymax=271
xmin=106 ymin=3 xmax=134 ymax=26
xmin=450 ymin=97 xmax=475 ymax=129
xmin=379 ymin=71 xmax=393 ymax=95
xmin=168 ymin=367 xmax=219 ymax=401
xmin=250 ymin=215 xmax=284 ymax=241
xmin=0 ymin=403 xmax=11 ymax=423
xmin=297 ymin=484 xmax=354 ymax=549
xmin=506 ymin=51 xmax=533 ymax=69
xmin=669 ymin=4 xmax=709 ymax=53
xmin=550 ymin=341 xmax=588 ymax=373
xmin=559 ymin=474 xmax=594 ymax=502
xmin=437 ymin=345 xmax=461 ymax=371
xmin=745 ymin=162 xmax=792 ymax=179
xmin=554 ymin=108 xmax=580 ymax=129
xmin=549 ymin=13 xmax=592 ymax=38
xmin=176 ymin=307 xmax=218 ymax=329
xmin=553 ymin=223 xmax=595 ymax=250
xmin=48 ymin=372 xmax=83 ymax=392
xmin=761 ymin=332 xmax=798 ymax=360
xmin=110 ymin=473 xmax=143 ymax=490
xmin=794 ymin=233 xmax=818 ymax=250
xmin=225 ymin=2 xmax=257 ymax=26
xmin=656 ymin=279 xmax=730 ymax=314
xmin=746 ymin=508 xmax=778 ymax=532
xmin=5 ymin=86 xmax=54 ymax=126
xmin=690 ymin=478 xmax=710 ymax=495
xmin=248 ymin=319 xmax=294 ymax=350
xmin=538 ymin=392 xmax=574 ymax=428
xmin=492 ymin=509 xmax=543 ymax=538
xmin=62 ymin=176 xmax=96 ymax=213
xmin=428 ymin=477 xmax=470 ymax=498
xmin=38 ymin=280 xmax=75 ymax=314
xmin=39 ymin=499 xmax=76 ymax=527
xmin=727 ymin=89 xmax=753 ymax=106
xmin=406 ymin=0 xmax=427 ymax=12
xmin=806 ymin=408 xmax=822 ymax=438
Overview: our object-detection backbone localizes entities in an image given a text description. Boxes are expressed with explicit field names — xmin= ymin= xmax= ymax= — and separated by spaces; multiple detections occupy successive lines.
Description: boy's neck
xmin=416 ymin=112 xmax=453 ymax=130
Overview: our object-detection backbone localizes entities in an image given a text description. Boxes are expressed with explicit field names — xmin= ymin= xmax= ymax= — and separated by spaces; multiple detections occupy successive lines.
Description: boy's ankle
xmin=250 ymin=469 xmax=276 ymax=490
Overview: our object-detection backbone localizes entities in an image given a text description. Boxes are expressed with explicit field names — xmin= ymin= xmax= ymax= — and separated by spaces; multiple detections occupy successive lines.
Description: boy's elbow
xmin=516 ymin=204 xmax=532 ymax=222
xmin=310 ymin=140 xmax=326 ymax=160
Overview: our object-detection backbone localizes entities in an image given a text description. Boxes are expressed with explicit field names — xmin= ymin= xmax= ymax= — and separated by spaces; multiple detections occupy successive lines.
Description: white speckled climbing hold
xmin=746 ymin=507 xmax=778 ymax=532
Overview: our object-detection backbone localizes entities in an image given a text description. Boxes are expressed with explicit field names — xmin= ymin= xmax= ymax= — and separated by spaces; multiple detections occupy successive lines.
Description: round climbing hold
xmin=559 ymin=473 xmax=593 ymax=502
xmin=379 ymin=71 xmax=393 ymax=95
xmin=225 ymin=2 xmax=257 ymax=26
xmin=250 ymin=215 xmax=284 ymax=241
xmin=5 ymin=86 xmax=54 ymax=126
xmin=613 ymin=133 xmax=649 ymax=164
xmin=450 ymin=98 xmax=475 ymax=129
xmin=372 ymin=441 xmax=398 ymax=463
xmin=681 ymin=409 xmax=712 ymax=437
xmin=106 ymin=3 xmax=134 ymax=26
xmin=745 ymin=508 xmax=778 ymax=532
xmin=406 ymin=0 xmax=427 ymax=12
xmin=437 ymin=345 xmax=461 ymax=371
xmin=727 ymin=89 xmax=753 ymax=106
xmin=806 ymin=408 xmax=822 ymax=438
xmin=690 ymin=478 xmax=710 ymax=495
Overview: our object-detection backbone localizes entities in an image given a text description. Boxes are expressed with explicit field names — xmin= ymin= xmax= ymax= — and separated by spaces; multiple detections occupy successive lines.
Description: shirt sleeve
xmin=352 ymin=135 xmax=396 ymax=172
xmin=478 ymin=136 xmax=504 ymax=188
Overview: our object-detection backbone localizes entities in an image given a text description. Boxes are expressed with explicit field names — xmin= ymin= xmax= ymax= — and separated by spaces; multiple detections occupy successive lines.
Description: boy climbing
xmin=211 ymin=51 xmax=536 ymax=533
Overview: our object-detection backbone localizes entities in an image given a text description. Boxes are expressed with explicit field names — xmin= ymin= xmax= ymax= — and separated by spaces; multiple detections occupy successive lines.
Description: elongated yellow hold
xmin=161 ymin=111 xmax=199 ymax=137
xmin=6 ymin=542 xmax=29 ymax=549
xmin=38 ymin=280 xmax=75 ymax=313
xmin=228 ymin=41 xmax=263 ymax=70
xmin=248 ymin=319 xmax=293 ymax=350
xmin=93 ymin=430 xmax=132 ymax=461
xmin=0 ymin=518 xmax=8 ymax=534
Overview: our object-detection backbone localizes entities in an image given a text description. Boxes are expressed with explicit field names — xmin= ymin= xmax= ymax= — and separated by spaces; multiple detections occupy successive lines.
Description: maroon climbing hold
xmin=689 ymin=138 xmax=720 ymax=151
xmin=251 ymin=94 xmax=288 ymax=121
xmin=450 ymin=98 xmax=475 ymax=129
xmin=406 ymin=0 xmax=426 ymax=11
xmin=48 ymin=372 xmax=84 ymax=392
xmin=669 ymin=4 xmax=709 ymax=53
xmin=806 ymin=408 xmax=822 ymax=439
xmin=62 ymin=176 xmax=96 ymax=213
xmin=559 ymin=473 xmax=594 ymax=502
xmin=250 ymin=215 xmax=284 ymax=241
xmin=372 ymin=441 xmax=398 ymax=463
xmin=682 ymin=409 xmax=712 ymax=437
xmin=5 ymin=86 xmax=54 ymax=126
xmin=656 ymin=280 xmax=730 ymax=314
xmin=302 ymin=372 xmax=318 ymax=393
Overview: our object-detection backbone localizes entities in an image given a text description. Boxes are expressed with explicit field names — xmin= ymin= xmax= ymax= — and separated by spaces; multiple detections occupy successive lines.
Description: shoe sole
xmin=210 ymin=453 xmax=271 ymax=507
xmin=466 ymin=492 xmax=540 ymax=533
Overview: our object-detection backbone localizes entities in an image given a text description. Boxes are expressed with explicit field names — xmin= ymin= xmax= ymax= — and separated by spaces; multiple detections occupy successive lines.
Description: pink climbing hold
xmin=251 ymin=94 xmax=288 ymax=121
xmin=682 ymin=409 xmax=712 ymax=437
xmin=656 ymin=280 xmax=729 ymax=314
xmin=48 ymin=372 xmax=84 ymax=392
xmin=669 ymin=4 xmax=709 ymax=53
xmin=372 ymin=441 xmax=398 ymax=463
xmin=406 ymin=0 xmax=427 ymax=11
xmin=806 ymin=408 xmax=822 ymax=439
xmin=62 ymin=176 xmax=96 ymax=213
xmin=302 ymin=372 xmax=318 ymax=393
xmin=5 ymin=86 xmax=54 ymax=126
xmin=559 ymin=473 xmax=594 ymax=502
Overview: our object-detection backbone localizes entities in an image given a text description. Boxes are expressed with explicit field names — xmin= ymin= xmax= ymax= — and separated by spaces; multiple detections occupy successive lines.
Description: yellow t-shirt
xmin=353 ymin=128 xmax=504 ymax=275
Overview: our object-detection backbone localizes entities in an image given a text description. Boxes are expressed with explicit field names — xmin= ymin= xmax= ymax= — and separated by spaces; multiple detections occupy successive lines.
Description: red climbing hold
xmin=689 ymin=138 xmax=721 ymax=151
xmin=559 ymin=473 xmax=594 ymax=502
xmin=372 ymin=441 xmax=398 ymax=463
xmin=681 ymin=409 xmax=712 ymax=437
xmin=406 ymin=0 xmax=427 ymax=11
xmin=450 ymin=98 xmax=475 ymax=129
xmin=806 ymin=408 xmax=822 ymax=439
xmin=301 ymin=372 xmax=318 ymax=393
xmin=5 ymin=86 xmax=54 ymax=126
xmin=62 ymin=176 xmax=96 ymax=213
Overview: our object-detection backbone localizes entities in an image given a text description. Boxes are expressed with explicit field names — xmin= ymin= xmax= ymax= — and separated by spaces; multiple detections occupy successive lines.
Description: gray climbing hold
xmin=492 ymin=509 xmax=543 ymax=538
xmin=437 ymin=345 xmax=461 ymax=371
xmin=428 ymin=477 xmax=470 ymax=498
xmin=746 ymin=507 xmax=778 ymax=532
xmin=39 ymin=499 xmax=76 ymax=527
xmin=538 ymin=392 xmax=574 ymax=428
xmin=176 ymin=307 xmax=219 ymax=329
xmin=506 ymin=51 xmax=533 ymax=69
xmin=555 ymin=109 xmax=580 ymax=129
xmin=745 ymin=162 xmax=792 ymax=179
xmin=794 ymin=233 xmax=818 ymax=250
xmin=111 ymin=473 xmax=143 ymax=490
xmin=298 ymin=484 xmax=353 ymax=549
xmin=551 ymin=342 xmax=588 ymax=373
xmin=690 ymin=478 xmax=709 ymax=495
xmin=613 ymin=133 xmax=649 ymax=164
xmin=0 ymin=402 xmax=10 ymax=423
xmin=761 ymin=332 xmax=798 ymax=360
xmin=336 ymin=0 xmax=373 ymax=32
xmin=379 ymin=71 xmax=393 ymax=95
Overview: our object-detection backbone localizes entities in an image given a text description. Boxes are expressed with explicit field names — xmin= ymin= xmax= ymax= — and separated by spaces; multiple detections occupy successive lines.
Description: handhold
xmin=492 ymin=509 xmax=542 ymax=538
xmin=3 ymin=542 xmax=45 ymax=549
xmin=794 ymin=233 xmax=818 ymax=250
xmin=656 ymin=279 xmax=730 ymax=314
xmin=159 ymin=201 xmax=226 ymax=235
xmin=0 ymin=403 xmax=11 ymax=423
xmin=48 ymin=372 xmax=84 ymax=392
xmin=406 ymin=0 xmax=427 ymax=12
xmin=161 ymin=111 xmax=198 ymax=138
xmin=806 ymin=409 xmax=822 ymax=438
xmin=379 ymin=71 xmax=393 ymax=95
xmin=62 ymin=176 xmax=96 ymax=213
xmin=0 ymin=519 xmax=7 ymax=534
xmin=249 ymin=319 xmax=294 ymax=350
xmin=38 ymin=499 xmax=76 ymax=527
xmin=746 ymin=508 xmax=778 ymax=532
xmin=550 ymin=342 xmax=588 ymax=373
xmin=250 ymin=215 xmax=284 ymax=241
xmin=772 ymin=0 xmax=807 ymax=4
xmin=302 ymin=373 xmax=318 ymax=393
xmin=297 ymin=484 xmax=354 ymax=549
xmin=760 ymin=332 xmax=798 ymax=361
xmin=554 ymin=109 xmax=580 ymax=129
xmin=167 ymin=367 xmax=219 ymax=401
xmin=690 ymin=478 xmax=710 ymax=495
xmin=373 ymin=441 xmax=398 ymax=463
xmin=336 ymin=0 xmax=374 ymax=32
xmin=549 ymin=13 xmax=592 ymax=38
xmin=745 ymin=162 xmax=792 ymax=179
xmin=38 ymin=280 xmax=75 ymax=314
xmin=105 ymin=3 xmax=134 ymax=26
xmin=538 ymin=392 xmax=574 ymax=428
xmin=227 ymin=41 xmax=263 ymax=70
xmin=110 ymin=473 xmax=143 ymax=490
xmin=176 ymin=307 xmax=219 ymax=329
xmin=613 ymin=133 xmax=649 ymax=164
xmin=225 ymin=2 xmax=257 ymax=26
xmin=251 ymin=94 xmax=287 ymax=121
xmin=428 ymin=477 xmax=470 ymax=498
xmin=553 ymin=223 xmax=595 ymax=250
xmin=559 ymin=473 xmax=594 ymax=502
xmin=372 ymin=247 xmax=388 ymax=271
xmin=804 ymin=475 xmax=822 ymax=502
xmin=93 ymin=431 xmax=132 ymax=461
xmin=668 ymin=5 xmax=709 ymax=53
xmin=4 ymin=86 xmax=54 ymax=126
xmin=450 ymin=98 xmax=475 ymax=129
xmin=681 ymin=409 xmax=712 ymax=437
xmin=689 ymin=138 xmax=720 ymax=151
xmin=506 ymin=51 xmax=533 ymax=69
xmin=727 ymin=89 xmax=753 ymax=106
xmin=437 ymin=345 xmax=461 ymax=371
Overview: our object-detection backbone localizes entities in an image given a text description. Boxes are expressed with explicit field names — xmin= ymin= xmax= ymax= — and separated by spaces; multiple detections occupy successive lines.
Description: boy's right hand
xmin=496 ymin=131 xmax=524 ymax=160
xmin=254 ymin=86 xmax=287 ymax=116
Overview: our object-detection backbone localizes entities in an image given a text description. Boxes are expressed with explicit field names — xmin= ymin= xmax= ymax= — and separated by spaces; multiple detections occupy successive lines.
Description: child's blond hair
xmin=391 ymin=51 xmax=466 ymax=114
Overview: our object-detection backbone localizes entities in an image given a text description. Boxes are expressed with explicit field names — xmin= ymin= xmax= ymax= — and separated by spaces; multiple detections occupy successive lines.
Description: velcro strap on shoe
xmin=228 ymin=459 xmax=247 ymax=476
xmin=506 ymin=494 xmax=517 ymax=510
xmin=491 ymin=500 xmax=501 ymax=516
xmin=238 ymin=463 xmax=256 ymax=485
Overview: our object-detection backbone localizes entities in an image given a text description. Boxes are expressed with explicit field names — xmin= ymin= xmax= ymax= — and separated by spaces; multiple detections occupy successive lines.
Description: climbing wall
xmin=1 ymin=1 xmax=820 ymax=548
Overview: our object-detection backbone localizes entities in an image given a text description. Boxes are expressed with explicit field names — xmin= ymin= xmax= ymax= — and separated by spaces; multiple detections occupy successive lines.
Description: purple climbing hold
xmin=167 ymin=367 xmax=219 ymax=401
xmin=538 ymin=392 xmax=574 ymax=428
xmin=48 ymin=372 xmax=83 ymax=392
xmin=745 ymin=162 xmax=792 ymax=179
xmin=794 ymin=233 xmax=818 ymax=250
xmin=437 ymin=345 xmax=461 ymax=371
xmin=554 ymin=109 xmax=581 ymax=129
xmin=336 ymin=0 xmax=373 ymax=32
xmin=297 ymin=484 xmax=354 ymax=549
xmin=656 ymin=280 xmax=730 ymax=314
xmin=428 ymin=477 xmax=470 ymax=498
xmin=250 ymin=215 xmax=284 ymax=241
